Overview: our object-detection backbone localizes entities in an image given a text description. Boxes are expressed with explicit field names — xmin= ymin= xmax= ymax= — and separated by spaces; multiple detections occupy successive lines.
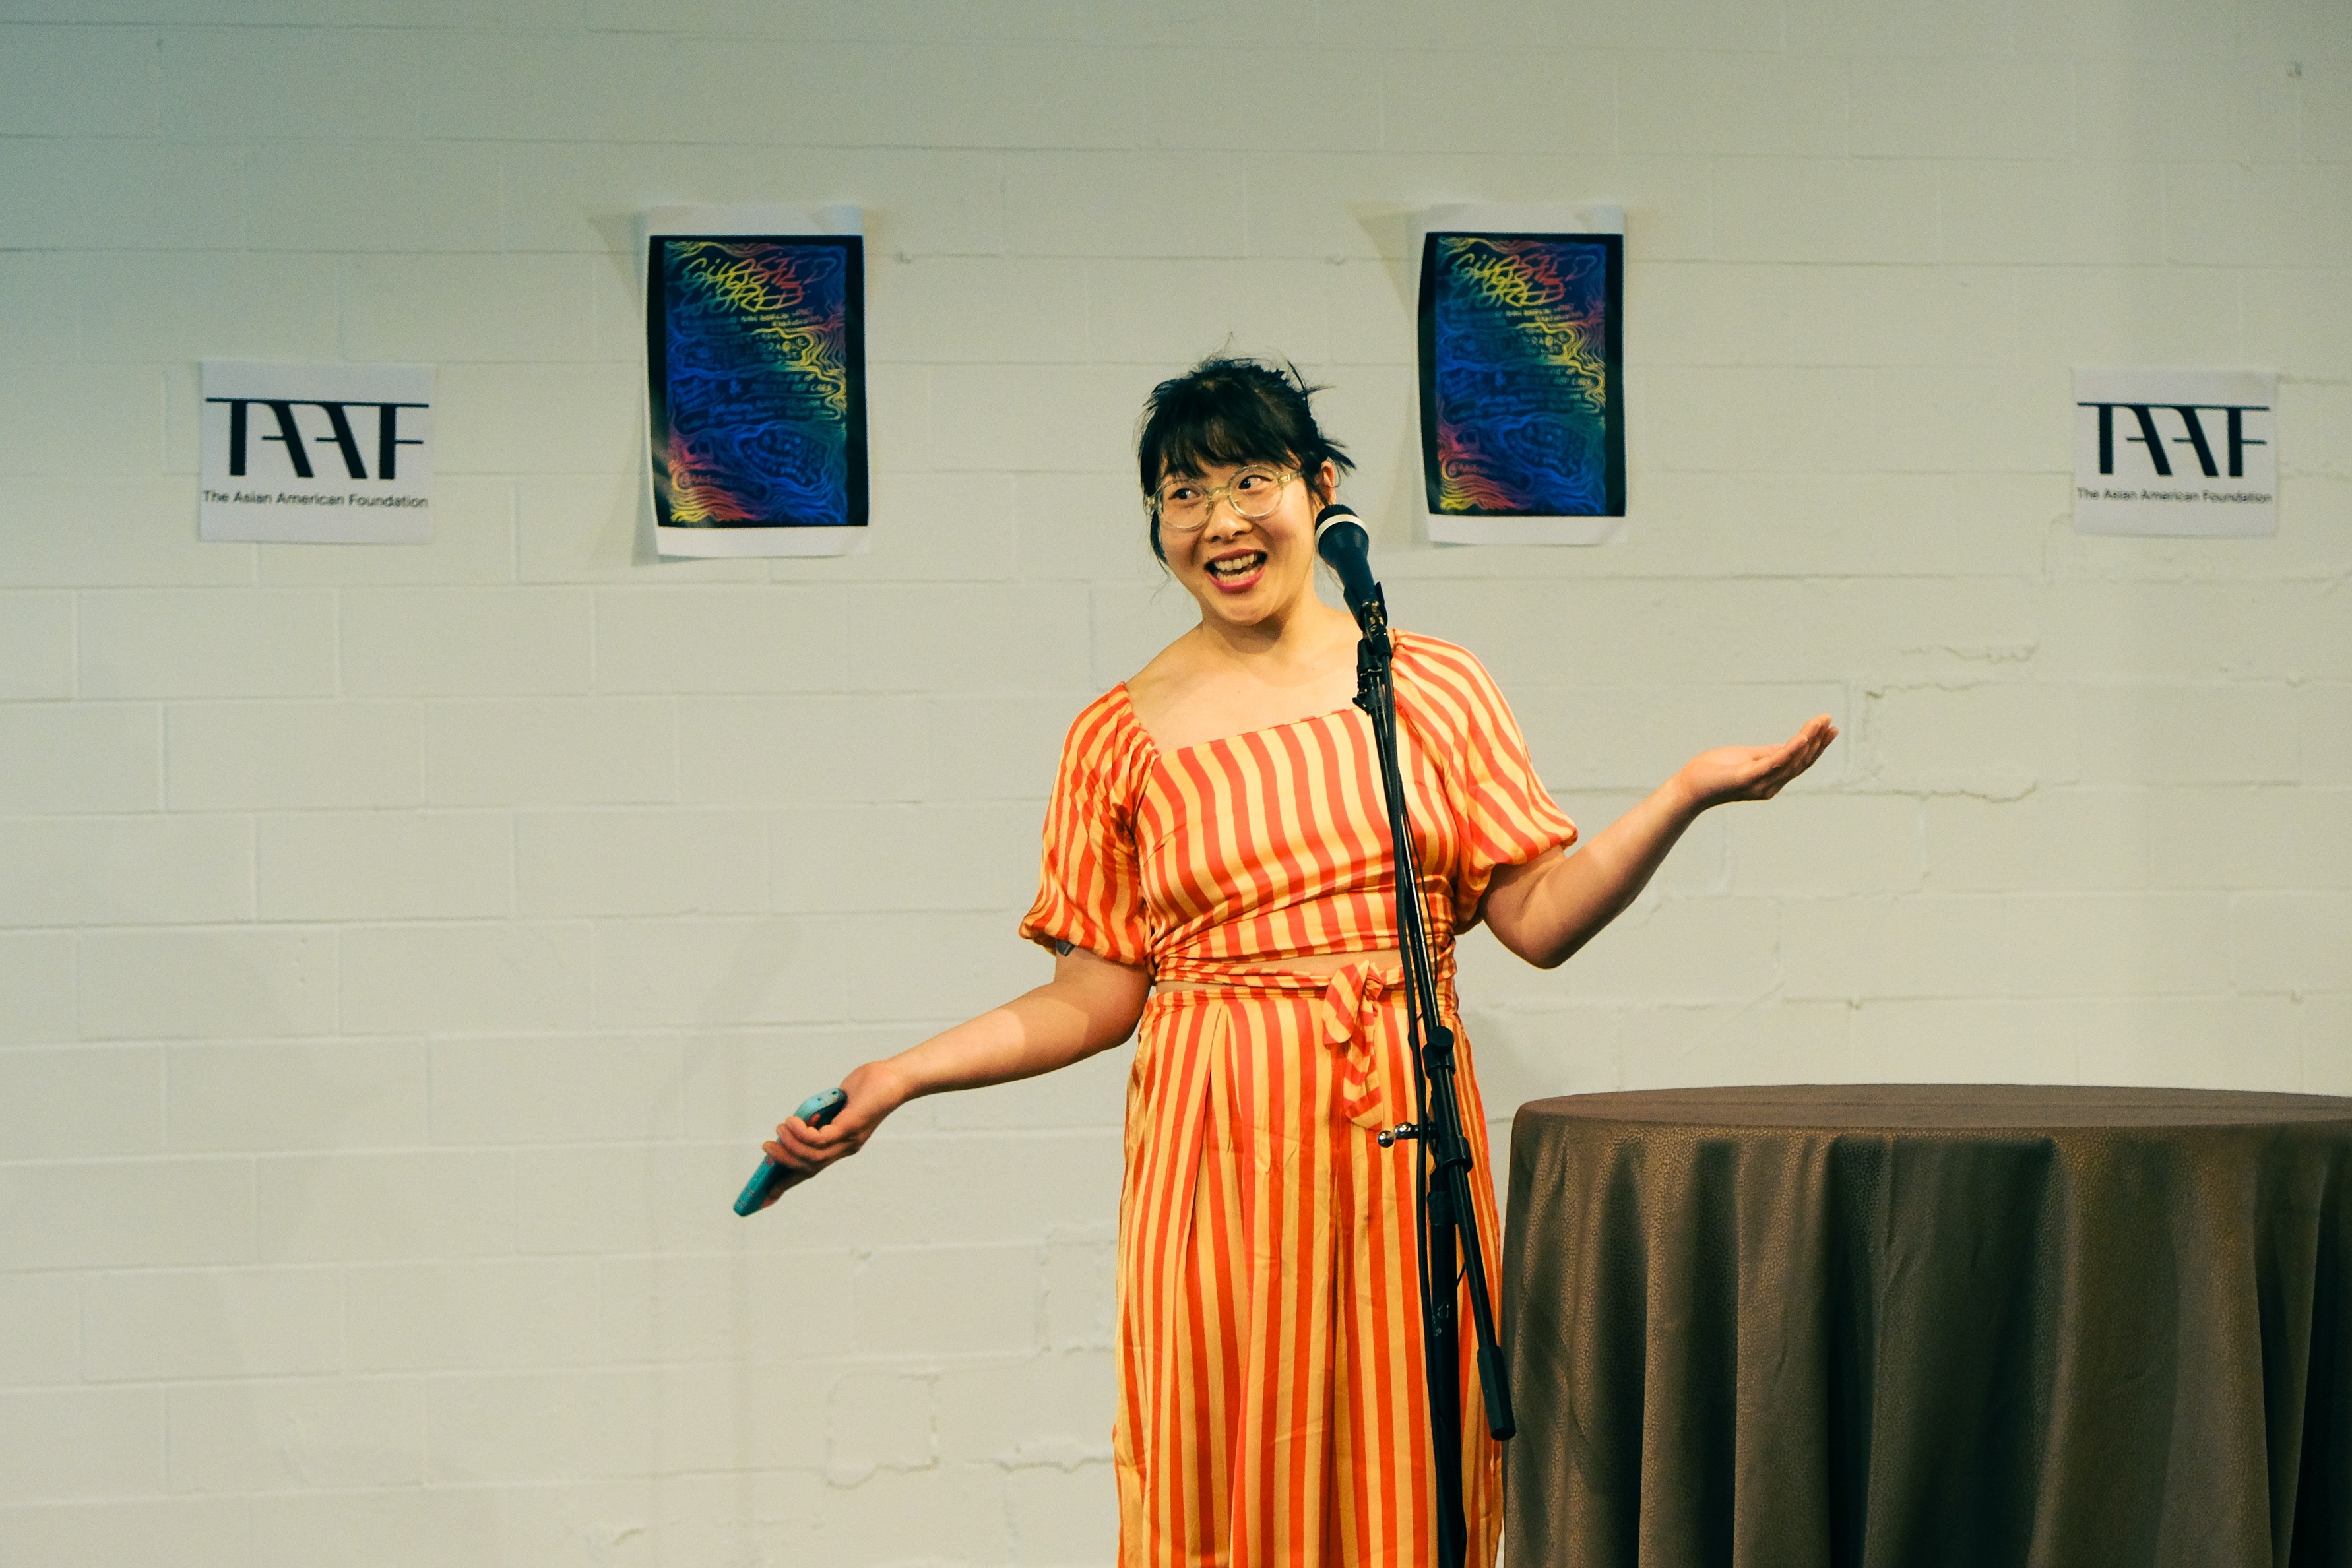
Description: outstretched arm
xmin=1481 ymin=714 xmax=1837 ymax=970
xmin=763 ymin=944 xmax=1149 ymax=1176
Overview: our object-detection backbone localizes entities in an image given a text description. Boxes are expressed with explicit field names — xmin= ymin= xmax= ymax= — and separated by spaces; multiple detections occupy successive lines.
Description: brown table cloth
xmin=1503 ymin=1085 xmax=2352 ymax=1568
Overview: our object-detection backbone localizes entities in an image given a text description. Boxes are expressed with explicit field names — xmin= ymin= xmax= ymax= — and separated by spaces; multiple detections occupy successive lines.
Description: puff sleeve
xmin=1017 ymin=692 xmax=1151 ymax=968
xmin=1405 ymin=636 xmax=1579 ymax=926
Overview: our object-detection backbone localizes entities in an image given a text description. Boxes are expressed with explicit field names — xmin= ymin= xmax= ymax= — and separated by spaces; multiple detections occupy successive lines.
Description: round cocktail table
xmin=1504 ymin=1085 xmax=2352 ymax=1568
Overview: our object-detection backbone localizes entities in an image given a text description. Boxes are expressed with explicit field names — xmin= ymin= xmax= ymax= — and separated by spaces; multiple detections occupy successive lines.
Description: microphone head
xmin=1314 ymin=503 xmax=1368 ymax=554
xmin=1312 ymin=502 xmax=1381 ymax=623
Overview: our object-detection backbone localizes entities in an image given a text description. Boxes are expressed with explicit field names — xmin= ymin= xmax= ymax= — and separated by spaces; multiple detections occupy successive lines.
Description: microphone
xmin=1314 ymin=503 xmax=1381 ymax=621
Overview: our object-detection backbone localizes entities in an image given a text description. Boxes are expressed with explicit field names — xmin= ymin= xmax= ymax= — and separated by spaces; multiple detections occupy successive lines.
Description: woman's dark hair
xmin=1135 ymin=356 xmax=1354 ymax=563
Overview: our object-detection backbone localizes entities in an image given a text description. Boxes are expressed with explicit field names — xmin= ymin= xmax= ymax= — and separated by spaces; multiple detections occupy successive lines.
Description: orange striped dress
xmin=1020 ymin=632 xmax=1577 ymax=1568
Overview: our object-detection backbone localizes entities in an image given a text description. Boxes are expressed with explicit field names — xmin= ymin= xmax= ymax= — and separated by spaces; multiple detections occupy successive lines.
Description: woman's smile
xmin=1203 ymin=547 xmax=1268 ymax=592
xmin=1162 ymin=458 xmax=1332 ymax=628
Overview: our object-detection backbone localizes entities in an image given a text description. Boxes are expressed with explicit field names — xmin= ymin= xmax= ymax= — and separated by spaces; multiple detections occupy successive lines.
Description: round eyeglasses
xmin=1149 ymin=467 xmax=1298 ymax=532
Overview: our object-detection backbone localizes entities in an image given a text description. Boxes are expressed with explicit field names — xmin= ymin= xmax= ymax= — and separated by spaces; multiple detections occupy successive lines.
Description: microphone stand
xmin=1343 ymin=575 xmax=1515 ymax=1568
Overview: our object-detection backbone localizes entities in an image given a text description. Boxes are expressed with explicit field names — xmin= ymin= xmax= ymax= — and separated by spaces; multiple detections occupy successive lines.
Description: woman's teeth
xmin=1209 ymin=553 xmax=1265 ymax=579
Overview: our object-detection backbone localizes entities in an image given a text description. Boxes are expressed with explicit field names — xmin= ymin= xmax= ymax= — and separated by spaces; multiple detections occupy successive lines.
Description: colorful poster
xmin=1414 ymin=203 xmax=1625 ymax=546
xmin=645 ymin=204 xmax=868 ymax=557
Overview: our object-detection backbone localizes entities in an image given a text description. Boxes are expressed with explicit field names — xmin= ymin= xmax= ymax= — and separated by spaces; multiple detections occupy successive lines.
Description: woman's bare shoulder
xmin=1123 ymin=629 xmax=1206 ymax=710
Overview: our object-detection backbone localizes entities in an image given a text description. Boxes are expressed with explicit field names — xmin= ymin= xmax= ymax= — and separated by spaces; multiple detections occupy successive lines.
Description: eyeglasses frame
xmin=1147 ymin=466 xmax=1301 ymax=533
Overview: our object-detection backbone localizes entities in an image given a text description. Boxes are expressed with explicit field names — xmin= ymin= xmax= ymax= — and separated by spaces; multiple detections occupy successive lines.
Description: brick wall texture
xmin=1 ymin=1 xmax=2347 ymax=1561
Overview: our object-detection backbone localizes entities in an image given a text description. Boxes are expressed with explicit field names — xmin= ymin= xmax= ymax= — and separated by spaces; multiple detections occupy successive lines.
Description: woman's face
xmin=1157 ymin=456 xmax=1337 ymax=633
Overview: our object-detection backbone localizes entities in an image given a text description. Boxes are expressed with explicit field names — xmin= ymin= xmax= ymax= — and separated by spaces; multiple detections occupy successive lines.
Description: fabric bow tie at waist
xmin=1156 ymin=957 xmax=1414 ymax=1133
xmin=1320 ymin=960 xmax=1400 ymax=1131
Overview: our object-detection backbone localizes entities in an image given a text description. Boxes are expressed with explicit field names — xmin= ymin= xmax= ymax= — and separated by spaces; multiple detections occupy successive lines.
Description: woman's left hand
xmin=1674 ymin=714 xmax=1838 ymax=811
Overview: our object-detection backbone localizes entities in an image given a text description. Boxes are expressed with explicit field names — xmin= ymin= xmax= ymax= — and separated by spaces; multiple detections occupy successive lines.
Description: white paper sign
xmin=199 ymin=361 xmax=434 ymax=544
xmin=2072 ymin=368 xmax=2275 ymax=538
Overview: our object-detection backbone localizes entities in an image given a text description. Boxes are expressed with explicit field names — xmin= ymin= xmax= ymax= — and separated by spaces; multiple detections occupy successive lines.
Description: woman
xmin=766 ymin=357 xmax=1835 ymax=1566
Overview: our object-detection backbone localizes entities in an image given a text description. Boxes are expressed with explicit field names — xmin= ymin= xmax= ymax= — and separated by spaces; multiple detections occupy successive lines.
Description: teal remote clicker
xmin=732 ymin=1088 xmax=846 ymax=1216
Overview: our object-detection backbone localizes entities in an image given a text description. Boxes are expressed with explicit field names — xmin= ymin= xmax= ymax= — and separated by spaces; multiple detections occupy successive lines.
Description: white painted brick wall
xmin=1 ymin=2 xmax=2345 ymax=1562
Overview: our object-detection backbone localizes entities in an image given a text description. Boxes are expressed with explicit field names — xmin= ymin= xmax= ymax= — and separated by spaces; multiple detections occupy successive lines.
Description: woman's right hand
xmin=762 ymin=1058 xmax=906 ymax=1176
xmin=758 ymin=951 xmax=1144 ymax=1179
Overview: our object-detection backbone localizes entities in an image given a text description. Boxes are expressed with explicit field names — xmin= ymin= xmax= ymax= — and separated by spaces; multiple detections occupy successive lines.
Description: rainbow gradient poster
xmin=1414 ymin=204 xmax=1625 ymax=546
xmin=645 ymin=205 xmax=868 ymax=557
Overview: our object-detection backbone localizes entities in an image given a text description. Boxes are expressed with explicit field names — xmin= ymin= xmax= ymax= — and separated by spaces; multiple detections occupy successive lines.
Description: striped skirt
xmin=1114 ymin=960 xmax=1504 ymax=1567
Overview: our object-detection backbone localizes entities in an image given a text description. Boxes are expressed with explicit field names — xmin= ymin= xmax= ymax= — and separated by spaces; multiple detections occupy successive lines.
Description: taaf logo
xmin=199 ymin=361 xmax=434 ymax=544
xmin=206 ymin=396 xmax=426 ymax=481
xmin=2075 ymin=400 xmax=2267 ymax=480
xmin=2072 ymin=369 xmax=2276 ymax=540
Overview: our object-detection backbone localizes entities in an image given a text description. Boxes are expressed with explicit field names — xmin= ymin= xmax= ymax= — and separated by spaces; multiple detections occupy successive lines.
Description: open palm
xmin=1677 ymin=714 xmax=1838 ymax=810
